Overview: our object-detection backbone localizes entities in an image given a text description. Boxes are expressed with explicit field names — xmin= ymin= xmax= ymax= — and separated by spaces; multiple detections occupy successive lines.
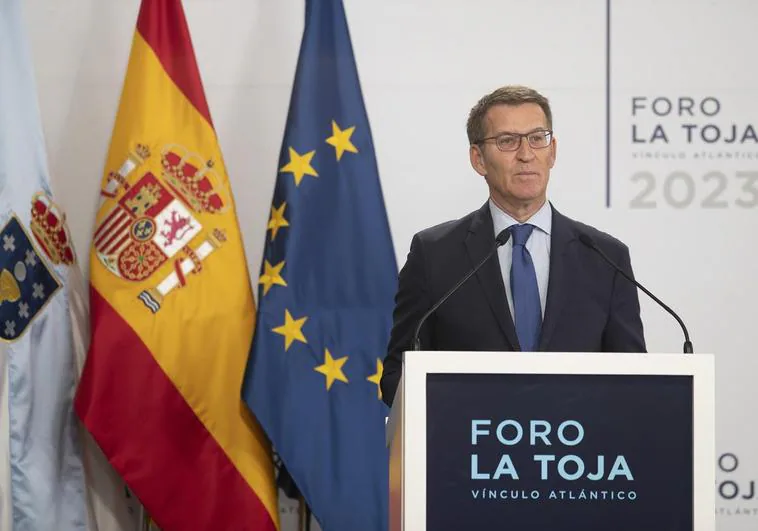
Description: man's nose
xmin=516 ymin=138 xmax=536 ymax=161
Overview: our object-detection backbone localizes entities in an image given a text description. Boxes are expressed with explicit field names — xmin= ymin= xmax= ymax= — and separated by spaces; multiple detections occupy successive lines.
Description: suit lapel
xmin=466 ymin=203 xmax=520 ymax=350
xmin=538 ymin=206 xmax=577 ymax=350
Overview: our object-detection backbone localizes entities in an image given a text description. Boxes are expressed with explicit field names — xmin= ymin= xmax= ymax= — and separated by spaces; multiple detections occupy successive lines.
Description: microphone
xmin=411 ymin=228 xmax=511 ymax=351
xmin=577 ymin=232 xmax=693 ymax=354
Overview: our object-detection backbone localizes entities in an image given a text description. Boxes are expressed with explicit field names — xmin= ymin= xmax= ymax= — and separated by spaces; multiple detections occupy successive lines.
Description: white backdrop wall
xmin=22 ymin=0 xmax=757 ymax=529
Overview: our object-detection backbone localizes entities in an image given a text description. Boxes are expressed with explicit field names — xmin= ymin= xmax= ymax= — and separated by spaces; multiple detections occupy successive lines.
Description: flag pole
xmin=298 ymin=496 xmax=312 ymax=531
xmin=141 ymin=509 xmax=158 ymax=531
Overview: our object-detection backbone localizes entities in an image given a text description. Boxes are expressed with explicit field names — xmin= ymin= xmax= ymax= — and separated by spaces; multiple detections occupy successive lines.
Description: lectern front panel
xmin=425 ymin=373 xmax=693 ymax=530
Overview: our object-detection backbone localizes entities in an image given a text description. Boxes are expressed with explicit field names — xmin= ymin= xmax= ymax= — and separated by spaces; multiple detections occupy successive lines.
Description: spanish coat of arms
xmin=94 ymin=144 xmax=228 ymax=313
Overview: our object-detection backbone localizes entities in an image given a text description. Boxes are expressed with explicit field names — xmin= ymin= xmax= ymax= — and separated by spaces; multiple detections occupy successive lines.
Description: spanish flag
xmin=74 ymin=1 xmax=278 ymax=529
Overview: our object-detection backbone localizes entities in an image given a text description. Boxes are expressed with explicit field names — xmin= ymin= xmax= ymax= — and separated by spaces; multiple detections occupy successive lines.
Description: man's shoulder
xmin=414 ymin=208 xmax=480 ymax=246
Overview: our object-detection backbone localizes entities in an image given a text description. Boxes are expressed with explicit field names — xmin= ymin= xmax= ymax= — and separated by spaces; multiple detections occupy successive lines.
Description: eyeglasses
xmin=476 ymin=130 xmax=553 ymax=152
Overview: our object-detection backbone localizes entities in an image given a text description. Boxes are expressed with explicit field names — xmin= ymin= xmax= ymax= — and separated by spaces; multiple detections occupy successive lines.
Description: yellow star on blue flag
xmin=326 ymin=121 xmax=358 ymax=161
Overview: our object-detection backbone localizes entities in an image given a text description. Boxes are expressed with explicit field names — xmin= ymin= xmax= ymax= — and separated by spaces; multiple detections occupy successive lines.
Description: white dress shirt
xmin=489 ymin=199 xmax=552 ymax=320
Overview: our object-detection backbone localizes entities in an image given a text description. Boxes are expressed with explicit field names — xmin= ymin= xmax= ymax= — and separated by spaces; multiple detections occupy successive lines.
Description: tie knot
xmin=510 ymin=224 xmax=534 ymax=246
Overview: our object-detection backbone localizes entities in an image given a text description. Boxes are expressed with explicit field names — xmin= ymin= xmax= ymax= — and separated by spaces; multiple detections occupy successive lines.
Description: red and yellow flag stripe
xmin=75 ymin=1 xmax=277 ymax=529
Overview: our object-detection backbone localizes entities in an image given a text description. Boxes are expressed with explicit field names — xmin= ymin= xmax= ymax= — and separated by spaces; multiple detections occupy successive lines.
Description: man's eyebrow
xmin=491 ymin=127 xmax=549 ymax=136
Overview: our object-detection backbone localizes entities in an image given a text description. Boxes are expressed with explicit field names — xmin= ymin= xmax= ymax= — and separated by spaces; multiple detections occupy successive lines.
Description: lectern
xmin=387 ymin=351 xmax=715 ymax=531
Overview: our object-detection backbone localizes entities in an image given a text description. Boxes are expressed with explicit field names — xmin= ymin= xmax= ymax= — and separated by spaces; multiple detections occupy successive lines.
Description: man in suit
xmin=381 ymin=85 xmax=646 ymax=407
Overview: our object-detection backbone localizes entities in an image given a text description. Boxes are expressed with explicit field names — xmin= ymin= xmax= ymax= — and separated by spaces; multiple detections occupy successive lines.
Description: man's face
xmin=469 ymin=103 xmax=557 ymax=212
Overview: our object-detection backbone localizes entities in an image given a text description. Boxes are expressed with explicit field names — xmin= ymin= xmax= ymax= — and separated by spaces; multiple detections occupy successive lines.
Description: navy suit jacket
xmin=380 ymin=202 xmax=646 ymax=407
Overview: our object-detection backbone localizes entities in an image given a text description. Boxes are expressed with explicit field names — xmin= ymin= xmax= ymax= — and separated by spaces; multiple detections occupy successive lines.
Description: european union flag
xmin=241 ymin=0 xmax=397 ymax=529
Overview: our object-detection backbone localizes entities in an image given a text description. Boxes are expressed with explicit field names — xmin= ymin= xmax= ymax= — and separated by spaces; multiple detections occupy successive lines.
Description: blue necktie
xmin=510 ymin=224 xmax=542 ymax=351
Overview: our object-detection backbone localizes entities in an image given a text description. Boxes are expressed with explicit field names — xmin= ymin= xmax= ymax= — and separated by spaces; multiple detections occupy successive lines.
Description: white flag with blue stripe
xmin=0 ymin=0 xmax=135 ymax=529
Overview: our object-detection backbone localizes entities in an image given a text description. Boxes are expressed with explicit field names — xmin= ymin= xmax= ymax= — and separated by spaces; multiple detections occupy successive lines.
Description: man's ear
xmin=469 ymin=144 xmax=487 ymax=176
xmin=548 ymin=136 xmax=557 ymax=169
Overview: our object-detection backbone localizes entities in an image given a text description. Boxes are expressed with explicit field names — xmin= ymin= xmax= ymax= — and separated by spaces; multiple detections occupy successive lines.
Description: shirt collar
xmin=489 ymin=199 xmax=552 ymax=238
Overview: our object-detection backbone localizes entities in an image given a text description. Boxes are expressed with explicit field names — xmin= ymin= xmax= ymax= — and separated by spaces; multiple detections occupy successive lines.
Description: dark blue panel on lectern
xmin=426 ymin=373 xmax=693 ymax=531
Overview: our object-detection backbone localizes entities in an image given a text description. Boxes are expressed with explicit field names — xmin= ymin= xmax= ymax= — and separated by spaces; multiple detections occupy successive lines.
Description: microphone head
xmin=495 ymin=228 xmax=511 ymax=246
xmin=577 ymin=232 xmax=596 ymax=249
